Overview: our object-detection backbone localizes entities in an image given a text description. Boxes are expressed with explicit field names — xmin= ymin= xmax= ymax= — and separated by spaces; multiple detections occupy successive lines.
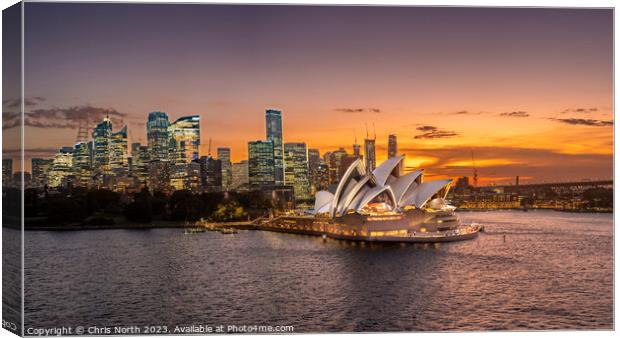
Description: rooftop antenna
xmin=365 ymin=123 xmax=369 ymax=139
xmin=354 ymin=129 xmax=357 ymax=145
xmin=208 ymin=138 xmax=212 ymax=157
xmin=372 ymin=122 xmax=376 ymax=140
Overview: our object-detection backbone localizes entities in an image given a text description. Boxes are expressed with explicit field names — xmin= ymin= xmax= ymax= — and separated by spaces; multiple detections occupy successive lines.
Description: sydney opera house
xmin=261 ymin=156 xmax=481 ymax=242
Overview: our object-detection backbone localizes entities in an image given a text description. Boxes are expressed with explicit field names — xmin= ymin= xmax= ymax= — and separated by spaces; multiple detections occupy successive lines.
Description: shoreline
xmin=456 ymin=208 xmax=613 ymax=213
xmin=9 ymin=208 xmax=612 ymax=231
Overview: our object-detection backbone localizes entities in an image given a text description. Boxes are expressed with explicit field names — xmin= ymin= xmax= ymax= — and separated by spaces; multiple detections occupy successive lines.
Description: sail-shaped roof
xmin=400 ymin=179 xmax=452 ymax=209
xmin=313 ymin=158 xmax=453 ymax=217
xmin=390 ymin=169 xmax=423 ymax=205
xmin=336 ymin=175 xmax=374 ymax=216
xmin=314 ymin=191 xmax=334 ymax=213
xmin=372 ymin=156 xmax=404 ymax=186
xmin=353 ymin=185 xmax=397 ymax=212
xmin=330 ymin=159 xmax=366 ymax=217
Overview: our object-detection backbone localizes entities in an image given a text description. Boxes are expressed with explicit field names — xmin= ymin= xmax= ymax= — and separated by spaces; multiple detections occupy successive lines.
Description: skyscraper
xmin=388 ymin=134 xmax=397 ymax=158
xmin=167 ymin=115 xmax=200 ymax=191
xmin=353 ymin=143 xmax=361 ymax=159
xmin=147 ymin=111 xmax=170 ymax=162
xmin=265 ymin=109 xmax=284 ymax=185
xmin=217 ymin=147 xmax=232 ymax=191
xmin=148 ymin=160 xmax=171 ymax=193
xmin=325 ymin=148 xmax=357 ymax=184
xmin=131 ymin=143 xmax=150 ymax=185
xmin=248 ymin=140 xmax=275 ymax=189
xmin=168 ymin=115 xmax=200 ymax=165
xmin=31 ymin=158 xmax=53 ymax=187
xmin=110 ymin=126 xmax=128 ymax=173
xmin=199 ymin=156 xmax=222 ymax=192
xmin=48 ymin=147 xmax=75 ymax=187
xmin=308 ymin=149 xmax=320 ymax=173
xmin=92 ymin=116 xmax=112 ymax=173
xmin=315 ymin=162 xmax=330 ymax=191
xmin=231 ymin=160 xmax=249 ymax=191
xmin=284 ymin=142 xmax=311 ymax=201
xmin=307 ymin=148 xmax=320 ymax=193
xmin=186 ymin=160 xmax=203 ymax=193
xmin=364 ymin=124 xmax=377 ymax=171
xmin=169 ymin=165 xmax=187 ymax=191
xmin=353 ymin=133 xmax=361 ymax=158
xmin=364 ymin=138 xmax=376 ymax=172
xmin=73 ymin=141 xmax=93 ymax=187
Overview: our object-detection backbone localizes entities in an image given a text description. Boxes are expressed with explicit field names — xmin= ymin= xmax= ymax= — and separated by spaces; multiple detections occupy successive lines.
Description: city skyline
xmin=2 ymin=4 xmax=613 ymax=185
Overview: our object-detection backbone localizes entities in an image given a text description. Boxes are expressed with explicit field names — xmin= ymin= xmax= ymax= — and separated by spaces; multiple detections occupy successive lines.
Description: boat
xmin=194 ymin=219 xmax=220 ymax=231
xmin=258 ymin=157 xmax=482 ymax=243
xmin=184 ymin=227 xmax=206 ymax=234
xmin=219 ymin=227 xmax=238 ymax=234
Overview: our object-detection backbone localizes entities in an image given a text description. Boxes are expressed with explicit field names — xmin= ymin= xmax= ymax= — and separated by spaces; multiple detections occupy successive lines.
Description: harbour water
xmin=22 ymin=210 xmax=612 ymax=332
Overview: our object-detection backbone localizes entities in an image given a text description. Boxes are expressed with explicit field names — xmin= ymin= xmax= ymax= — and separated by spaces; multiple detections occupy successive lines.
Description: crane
xmin=471 ymin=149 xmax=478 ymax=187
xmin=75 ymin=118 xmax=90 ymax=144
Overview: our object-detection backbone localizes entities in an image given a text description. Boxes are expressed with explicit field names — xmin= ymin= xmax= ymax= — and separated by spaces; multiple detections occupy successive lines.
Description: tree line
xmin=19 ymin=186 xmax=275 ymax=227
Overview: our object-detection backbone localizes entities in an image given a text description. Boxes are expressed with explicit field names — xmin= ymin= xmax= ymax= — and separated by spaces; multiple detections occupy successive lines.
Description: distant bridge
xmin=490 ymin=180 xmax=613 ymax=191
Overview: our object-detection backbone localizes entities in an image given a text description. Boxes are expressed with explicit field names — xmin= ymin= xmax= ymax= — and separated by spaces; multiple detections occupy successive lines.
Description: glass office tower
xmin=146 ymin=111 xmax=170 ymax=162
xmin=92 ymin=115 xmax=112 ymax=174
xmin=284 ymin=142 xmax=310 ymax=200
xmin=248 ymin=140 xmax=275 ymax=189
xmin=168 ymin=115 xmax=200 ymax=165
xmin=265 ymin=109 xmax=284 ymax=185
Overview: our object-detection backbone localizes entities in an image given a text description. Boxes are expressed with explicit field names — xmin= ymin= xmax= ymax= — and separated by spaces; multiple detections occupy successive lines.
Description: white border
xmin=0 ymin=1 xmax=615 ymax=338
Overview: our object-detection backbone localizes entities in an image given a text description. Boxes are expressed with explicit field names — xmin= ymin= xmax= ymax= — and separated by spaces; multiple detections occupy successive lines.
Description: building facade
xmin=148 ymin=159 xmax=171 ymax=193
xmin=199 ymin=156 xmax=222 ymax=193
xmin=110 ymin=126 xmax=128 ymax=173
xmin=353 ymin=143 xmax=361 ymax=158
xmin=131 ymin=143 xmax=150 ymax=186
xmin=73 ymin=141 xmax=93 ymax=187
xmin=325 ymin=148 xmax=357 ymax=185
xmin=388 ymin=134 xmax=397 ymax=158
xmin=217 ymin=147 xmax=232 ymax=191
xmin=265 ymin=109 xmax=284 ymax=185
xmin=168 ymin=115 xmax=200 ymax=165
xmin=284 ymin=142 xmax=311 ymax=201
xmin=364 ymin=138 xmax=376 ymax=172
xmin=92 ymin=116 xmax=113 ymax=174
xmin=186 ymin=161 xmax=203 ymax=193
xmin=48 ymin=147 xmax=75 ymax=188
xmin=248 ymin=140 xmax=275 ymax=189
xmin=231 ymin=160 xmax=249 ymax=191
xmin=307 ymin=148 xmax=320 ymax=194
xmin=146 ymin=111 xmax=170 ymax=161
xmin=315 ymin=162 xmax=330 ymax=191
xmin=31 ymin=158 xmax=53 ymax=187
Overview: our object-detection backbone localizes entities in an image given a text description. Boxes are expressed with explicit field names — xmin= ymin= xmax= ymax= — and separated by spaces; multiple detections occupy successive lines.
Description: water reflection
xmin=24 ymin=210 xmax=612 ymax=331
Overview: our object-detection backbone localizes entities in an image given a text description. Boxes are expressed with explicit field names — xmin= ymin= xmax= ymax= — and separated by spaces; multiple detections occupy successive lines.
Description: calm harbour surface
xmin=23 ymin=210 xmax=613 ymax=332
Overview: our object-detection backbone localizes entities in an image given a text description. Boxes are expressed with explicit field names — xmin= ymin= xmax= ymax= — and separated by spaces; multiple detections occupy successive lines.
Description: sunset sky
xmin=4 ymin=4 xmax=613 ymax=185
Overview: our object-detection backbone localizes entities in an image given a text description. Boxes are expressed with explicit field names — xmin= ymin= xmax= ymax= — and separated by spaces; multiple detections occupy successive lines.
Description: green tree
xmin=212 ymin=201 xmax=247 ymax=222
xmin=124 ymin=188 xmax=153 ymax=223
xmin=87 ymin=189 xmax=121 ymax=213
xmin=169 ymin=190 xmax=203 ymax=221
xmin=151 ymin=190 xmax=168 ymax=216
xmin=47 ymin=196 xmax=88 ymax=224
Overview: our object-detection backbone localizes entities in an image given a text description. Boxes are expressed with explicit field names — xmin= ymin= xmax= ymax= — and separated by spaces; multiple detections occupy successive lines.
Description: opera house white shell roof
xmin=313 ymin=156 xmax=453 ymax=217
